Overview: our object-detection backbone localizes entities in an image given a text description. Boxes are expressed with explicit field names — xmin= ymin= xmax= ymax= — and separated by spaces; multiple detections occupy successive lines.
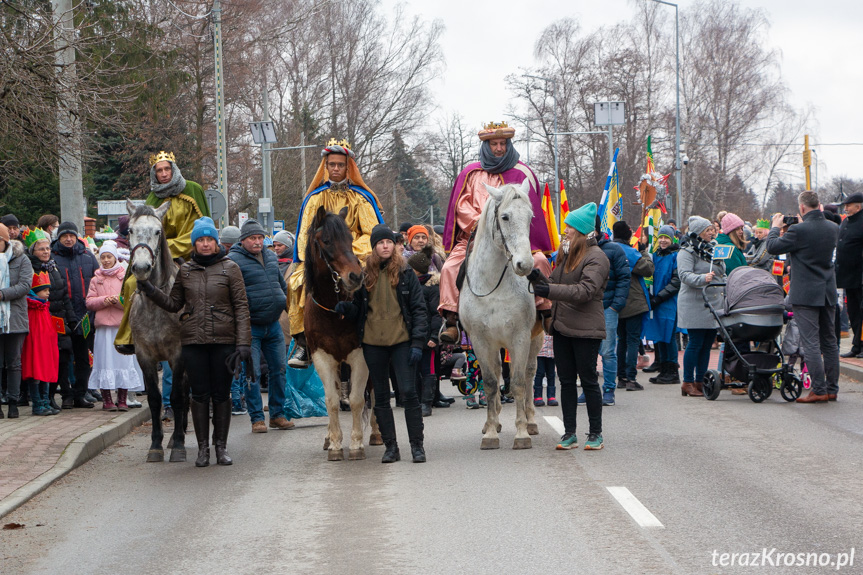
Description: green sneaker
xmin=556 ymin=433 xmax=579 ymax=450
xmin=584 ymin=433 xmax=604 ymax=450
xmin=466 ymin=395 xmax=479 ymax=409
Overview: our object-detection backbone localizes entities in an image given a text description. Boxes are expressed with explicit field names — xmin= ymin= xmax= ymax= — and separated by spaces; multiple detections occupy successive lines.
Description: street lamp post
xmin=650 ymin=0 xmax=683 ymax=225
xmin=523 ymin=74 xmax=560 ymax=219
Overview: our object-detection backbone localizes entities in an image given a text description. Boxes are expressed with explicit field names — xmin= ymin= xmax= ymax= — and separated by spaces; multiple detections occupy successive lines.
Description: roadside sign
xmin=273 ymin=220 xmax=285 ymax=232
xmin=97 ymin=199 xmax=144 ymax=215
xmin=204 ymin=187 xmax=227 ymax=222
xmin=238 ymin=212 xmax=249 ymax=229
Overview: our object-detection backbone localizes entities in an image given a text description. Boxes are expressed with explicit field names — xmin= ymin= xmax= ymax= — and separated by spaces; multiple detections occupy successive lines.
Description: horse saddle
xmin=454 ymin=228 xmax=478 ymax=292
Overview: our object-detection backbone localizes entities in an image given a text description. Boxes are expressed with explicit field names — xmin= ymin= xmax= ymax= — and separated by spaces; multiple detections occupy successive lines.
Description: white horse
xmin=459 ymin=180 xmax=544 ymax=450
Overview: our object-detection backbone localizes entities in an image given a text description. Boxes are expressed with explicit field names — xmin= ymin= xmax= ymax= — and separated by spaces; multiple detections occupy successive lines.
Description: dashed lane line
xmin=606 ymin=486 xmax=665 ymax=528
xmin=543 ymin=415 xmax=566 ymax=436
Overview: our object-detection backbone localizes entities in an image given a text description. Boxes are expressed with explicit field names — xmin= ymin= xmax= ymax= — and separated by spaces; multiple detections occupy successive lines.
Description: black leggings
xmin=181 ymin=344 xmax=234 ymax=403
xmin=364 ymin=341 xmax=423 ymax=443
xmin=553 ymin=333 xmax=602 ymax=436
xmin=0 ymin=333 xmax=26 ymax=402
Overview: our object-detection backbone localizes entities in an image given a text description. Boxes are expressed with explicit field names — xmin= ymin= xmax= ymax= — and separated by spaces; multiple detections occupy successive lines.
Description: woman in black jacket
xmin=337 ymin=225 xmax=428 ymax=463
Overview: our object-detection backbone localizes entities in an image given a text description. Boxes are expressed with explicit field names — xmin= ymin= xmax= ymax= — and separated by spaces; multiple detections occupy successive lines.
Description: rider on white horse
xmin=439 ymin=122 xmax=554 ymax=343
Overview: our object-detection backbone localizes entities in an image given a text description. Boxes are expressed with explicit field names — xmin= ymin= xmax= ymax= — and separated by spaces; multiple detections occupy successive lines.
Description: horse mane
xmin=304 ymin=211 xmax=353 ymax=296
xmin=131 ymin=204 xmax=174 ymax=285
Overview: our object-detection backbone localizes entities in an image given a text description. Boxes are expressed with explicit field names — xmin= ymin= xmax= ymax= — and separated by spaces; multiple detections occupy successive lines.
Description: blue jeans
xmin=246 ymin=321 xmax=287 ymax=423
xmin=534 ymin=356 xmax=556 ymax=399
xmin=683 ymin=328 xmax=717 ymax=383
xmin=600 ymin=308 xmax=619 ymax=392
xmin=160 ymin=361 xmax=172 ymax=407
xmin=616 ymin=313 xmax=644 ymax=382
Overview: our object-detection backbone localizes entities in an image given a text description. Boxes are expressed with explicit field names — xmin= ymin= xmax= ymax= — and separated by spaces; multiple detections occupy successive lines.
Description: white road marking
xmin=543 ymin=415 xmax=566 ymax=436
xmin=606 ymin=486 xmax=665 ymax=528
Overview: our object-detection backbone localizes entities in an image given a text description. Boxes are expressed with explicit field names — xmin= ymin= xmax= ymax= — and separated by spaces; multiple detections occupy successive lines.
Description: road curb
xmin=0 ymin=407 xmax=151 ymax=520
xmin=840 ymin=360 xmax=863 ymax=382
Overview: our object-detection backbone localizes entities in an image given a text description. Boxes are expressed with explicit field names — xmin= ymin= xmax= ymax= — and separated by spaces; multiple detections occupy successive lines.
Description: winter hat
xmin=658 ymin=225 xmax=676 ymax=239
xmin=273 ymin=230 xmax=295 ymax=251
xmin=0 ymin=223 xmax=9 ymax=243
xmin=612 ymin=220 xmax=633 ymax=243
xmin=117 ymin=215 xmax=130 ymax=237
xmin=1 ymin=214 xmax=19 ymax=228
xmin=219 ymin=225 xmax=241 ymax=245
xmin=564 ymin=202 xmax=598 ymax=236
xmin=98 ymin=240 xmax=120 ymax=261
xmin=57 ymin=221 xmax=79 ymax=239
xmin=720 ymin=212 xmax=744 ymax=234
xmin=31 ymin=271 xmax=51 ymax=291
xmin=408 ymin=247 xmax=432 ymax=275
xmin=190 ymin=217 xmax=219 ymax=246
xmin=370 ymin=224 xmax=395 ymax=248
xmin=406 ymin=225 xmax=429 ymax=246
xmin=688 ymin=216 xmax=712 ymax=237
xmin=433 ymin=225 xmax=444 ymax=236
xmin=239 ymin=218 xmax=267 ymax=241
xmin=23 ymin=228 xmax=50 ymax=253
xmin=398 ymin=222 xmax=413 ymax=233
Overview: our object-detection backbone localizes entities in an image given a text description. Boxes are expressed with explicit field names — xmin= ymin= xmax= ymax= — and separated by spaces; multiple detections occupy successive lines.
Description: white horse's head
xmin=126 ymin=199 xmax=170 ymax=281
xmin=483 ymin=179 xmax=535 ymax=276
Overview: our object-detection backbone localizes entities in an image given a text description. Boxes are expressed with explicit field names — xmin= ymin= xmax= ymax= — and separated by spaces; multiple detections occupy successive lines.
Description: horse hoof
xmin=527 ymin=423 xmax=539 ymax=436
xmin=369 ymin=434 xmax=383 ymax=446
xmin=348 ymin=448 xmax=366 ymax=460
xmin=328 ymin=449 xmax=345 ymax=461
xmin=497 ymin=423 xmax=502 ymax=433
xmin=480 ymin=437 xmax=500 ymax=450
xmin=323 ymin=437 xmax=330 ymax=450
xmin=169 ymin=448 xmax=186 ymax=462
xmin=513 ymin=437 xmax=532 ymax=450
xmin=146 ymin=449 xmax=164 ymax=463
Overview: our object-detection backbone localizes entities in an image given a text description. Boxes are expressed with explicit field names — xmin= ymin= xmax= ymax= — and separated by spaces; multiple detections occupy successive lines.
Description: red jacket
xmin=22 ymin=296 xmax=60 ymax=383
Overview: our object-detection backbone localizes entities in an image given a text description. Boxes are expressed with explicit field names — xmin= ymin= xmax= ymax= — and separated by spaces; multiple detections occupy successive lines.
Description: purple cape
xmin=442 ymin=161 xmax=553 ymax=253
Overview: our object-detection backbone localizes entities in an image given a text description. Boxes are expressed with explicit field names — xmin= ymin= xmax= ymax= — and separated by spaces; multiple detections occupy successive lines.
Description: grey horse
xmin=125 ymin=200 xmax=188 ymax=463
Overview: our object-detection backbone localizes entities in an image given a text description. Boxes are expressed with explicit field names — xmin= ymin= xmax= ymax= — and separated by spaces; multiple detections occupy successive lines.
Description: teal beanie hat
xmin=564 ymin=203 xmax=598 ymax=235
xmin=191 ymin=217 xmax=219 ymax=245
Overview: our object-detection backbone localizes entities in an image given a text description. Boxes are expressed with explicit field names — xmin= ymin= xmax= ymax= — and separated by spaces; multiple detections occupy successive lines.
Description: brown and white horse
xmin=303 ymin=206 xmax=381 ymax=460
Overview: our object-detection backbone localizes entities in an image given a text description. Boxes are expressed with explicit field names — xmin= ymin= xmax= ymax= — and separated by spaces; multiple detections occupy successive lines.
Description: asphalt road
xmin=3 ymin=377 xmax=863 ymax=575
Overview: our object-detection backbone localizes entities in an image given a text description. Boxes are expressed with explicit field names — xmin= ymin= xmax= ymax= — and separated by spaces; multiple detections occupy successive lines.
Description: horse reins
xmin=311 ymin=233 xmax=357 ymax=314
xmin=466 ymin=203 xmax=514 ymax=298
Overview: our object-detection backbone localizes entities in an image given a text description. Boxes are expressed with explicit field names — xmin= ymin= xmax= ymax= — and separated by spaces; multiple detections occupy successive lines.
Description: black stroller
xmin=701 ymin=266 xmax=803 ymax=402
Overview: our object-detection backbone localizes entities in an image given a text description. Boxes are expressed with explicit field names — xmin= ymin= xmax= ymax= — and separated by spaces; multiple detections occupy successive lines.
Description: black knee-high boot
xmin=211 ymin=400 xmax=233 ymax=465
xmin=375 ymin=406 xmax=400 ymax=463
xmin=190 ymin=399 xmax=210 ymax=467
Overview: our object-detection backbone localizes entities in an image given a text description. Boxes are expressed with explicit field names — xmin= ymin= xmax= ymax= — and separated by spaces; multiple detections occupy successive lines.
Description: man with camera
xmin=835 ymin=193 xmax=863 ymax=358
xmin=767 ymin=191 xmax=840 ymax=403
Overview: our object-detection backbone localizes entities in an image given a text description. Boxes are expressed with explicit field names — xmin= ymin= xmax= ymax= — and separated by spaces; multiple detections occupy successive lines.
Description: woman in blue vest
xmin=644 ymin=226 xmax=681 ymax=384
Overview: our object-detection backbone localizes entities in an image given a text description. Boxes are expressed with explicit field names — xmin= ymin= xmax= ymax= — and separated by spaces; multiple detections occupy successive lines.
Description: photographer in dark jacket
xmin=336 ymin=224 xmax=428 ymax=463
xmin=767 ymin=191 xmax=840 ymax=403
xmin=835 ymin=193 xmax=863 ymax=358
xmin=407 ymin=247 xmax=444 ymax=417
xmin=51 ymin=222 xmax=99 ymax=407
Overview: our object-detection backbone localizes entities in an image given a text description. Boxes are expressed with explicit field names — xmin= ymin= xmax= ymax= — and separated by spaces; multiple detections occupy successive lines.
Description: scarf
xmin=39 ymin=259 xmax=58 ymax=273
xmin=150 ymin=161 xmax=187 ymax=199
xmin=0 ymin=248 xmax=12 ymax=333
xmin=191 ymin=246 xmax=226 ymax=267
xmin=479 ymin=139 xmax=520 ymax=174
xmin=96 ymin=263 xmax=125 ymax=277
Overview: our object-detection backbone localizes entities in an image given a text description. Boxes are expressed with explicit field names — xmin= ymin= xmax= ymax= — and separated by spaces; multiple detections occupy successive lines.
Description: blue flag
xmin=711 ymin=245 xmax=734 ymax=261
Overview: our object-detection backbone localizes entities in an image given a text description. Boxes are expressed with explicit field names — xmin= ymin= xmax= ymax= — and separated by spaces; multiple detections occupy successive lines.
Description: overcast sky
xmin=384 ymin=0 xmax=863 ymax=190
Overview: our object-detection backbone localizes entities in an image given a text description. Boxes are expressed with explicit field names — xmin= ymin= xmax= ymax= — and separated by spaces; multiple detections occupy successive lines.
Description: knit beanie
xmin=688 ymin=216 xmax=712 ymax=237
xmin=370 ymin=224 xmax=394 ymax=248
xmin=0 ymin=223 xmax=9 ymax=244
xmin=1 ymin=214 xmax=19 ymax=228
xmin=239 ymin=218 xmax=267 ymax=241
xmin=720 ymin=212 xmax=744 ymax=234
xmin=117 ymin=215 xmax=130 ymax=237
xmin=98 ymin=240 xmax=120 ymax=261
xmin=658 ymin=225 xmax=676 ymax=238
xmin=563 ymin=202 xmax=598 ymax=236
xmin=398 ymin=222 xmax=413 ymax=233
xmin=191 ymin=217 xmax=219 ymax=245
xmin=408 ymin=247 xmax=432 ymax=275
xmin=219 ymin=225 xmax=241 ymax=245
xmin=57 ymin=221 xmax=79 ymax=239
xmin=406 ymin=225 xmax=429 ymax=246
xmin=612 ymin=220 xmax=632 ymax=243
xmin=273 ymin=230 xmax=295 ymax=251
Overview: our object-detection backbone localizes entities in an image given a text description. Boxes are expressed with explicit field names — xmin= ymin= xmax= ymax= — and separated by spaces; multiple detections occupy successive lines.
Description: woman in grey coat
xmin=0 ymin=224 xmax=34 ymax=418
xmin=677 ymin=216 xmax=725 ymax=398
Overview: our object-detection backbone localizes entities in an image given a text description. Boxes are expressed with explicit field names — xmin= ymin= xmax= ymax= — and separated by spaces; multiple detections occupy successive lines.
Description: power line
xmin=165 ymin=0 xmax=212 ymax=20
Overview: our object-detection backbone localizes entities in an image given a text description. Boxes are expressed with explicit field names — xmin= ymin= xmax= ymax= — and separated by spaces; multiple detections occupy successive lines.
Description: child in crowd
xmin=21 ymin=272 xmax=59 ymax=415
xmin=86 ymin=242 xmax=143 ymax=411
xmin=534 ymin=334 xmax=558 ymax=406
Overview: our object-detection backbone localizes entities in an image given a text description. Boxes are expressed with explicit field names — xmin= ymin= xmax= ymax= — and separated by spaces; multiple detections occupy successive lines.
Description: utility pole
xmin=392 ymin=181 xmax=398 ymax=228
xmin=213 ymin=0 xmax=228 ymax=202
xmin=52 ymin=0 xmax=85 ymax=231
xmin=300 ymin=131 xmax=307 ymax=192
xmin=261 ymin=88 xmax=272 ymax=228
xmin=803 ymin=134 xmax=812 ymax=191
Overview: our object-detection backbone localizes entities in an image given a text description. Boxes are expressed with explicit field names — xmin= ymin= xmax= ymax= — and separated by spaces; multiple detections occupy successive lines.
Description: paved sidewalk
xmin=0 ymin=401 xmax=151 ymax=519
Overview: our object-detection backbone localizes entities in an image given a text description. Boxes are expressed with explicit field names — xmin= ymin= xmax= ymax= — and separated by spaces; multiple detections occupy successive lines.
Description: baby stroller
xmin=701 ymin=267 xmax=803 ymax=402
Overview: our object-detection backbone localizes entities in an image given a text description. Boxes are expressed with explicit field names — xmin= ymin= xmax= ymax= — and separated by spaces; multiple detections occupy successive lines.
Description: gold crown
xmin=482 ymin=121 xmax=509 ymax=131
xmin=326 ymin=138 xmax=352 ymax=150
xmin=149 ymin=151 xmax=176 ymax=166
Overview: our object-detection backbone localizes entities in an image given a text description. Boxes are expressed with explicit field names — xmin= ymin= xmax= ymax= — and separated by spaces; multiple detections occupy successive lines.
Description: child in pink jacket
xmin=86 ymin=242 xmax=142 ymax=410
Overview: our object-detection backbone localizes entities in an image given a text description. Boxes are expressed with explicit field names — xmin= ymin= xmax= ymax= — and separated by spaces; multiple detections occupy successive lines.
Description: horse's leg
xmin=141 ymin=359 xmax=164 ymax=462
xmin=346 ymin=348 xmax=369 ymax=460
xmin=509 ymin=334 xmax=533 ymax=450
xmin=526 ymin=334 xmax=543 ymax=436
xmin=168 ymin=354 xmax=187 ymax=462
xmin=473 ymin=341 xmax=502 ymax=450
xmin=312 ymin=351 xmax=344 ymax=461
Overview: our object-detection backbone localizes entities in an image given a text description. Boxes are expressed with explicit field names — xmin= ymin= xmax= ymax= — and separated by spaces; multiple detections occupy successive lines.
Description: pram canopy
xmin=723 ymin=266 xmax=785 ymax=316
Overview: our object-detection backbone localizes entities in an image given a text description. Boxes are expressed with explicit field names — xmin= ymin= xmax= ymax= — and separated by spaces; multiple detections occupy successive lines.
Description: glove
xmin=526 ymin=268 xmax=549 ymax=286
xmin=533 ymin=282 xmax=550 ymax=298
xmin=408 ymin=347 xmax=423 ymax=366
xmin=650 ymin=296 xmax=660 ymax=308
xmin=138 ymin=279 xmax=156 ymax=296
xmin=226 ymin=345 xmax=256 ymax=382
xmin=334 ymin=301 xmax=358 ymax=321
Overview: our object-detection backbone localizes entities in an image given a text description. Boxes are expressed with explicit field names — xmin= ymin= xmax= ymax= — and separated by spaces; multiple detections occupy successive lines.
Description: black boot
xmin=48 ymin=382 xmax=61 ymax=412
xmin=433 ymin=380 xmax=451 ymax=408
xmin=421 ymin=375 xmax=435 ymax=416
xmin=410 ymin=440 xmax=426 ymax=463
xmin=212 ymin=400 xmax=233 ymax=465
xmin=375 ymin=405 xmax=400 ymax=463
xmin=656 ymin=362 xmax=681 ymax=384
xmin=288 ymin=332 xmax=311 ymax=369
xmin=190 ymin=399 xmax=210 ymax=467
xmin=649 ymin=362 xmax=667 ymax=383
xmin=643 ymin=358 xmax=661 ymax=373
xmin=8 ymin=401 xmax=19 ymax=418
xmin=382 ymin=440 xmax=401 ymax=463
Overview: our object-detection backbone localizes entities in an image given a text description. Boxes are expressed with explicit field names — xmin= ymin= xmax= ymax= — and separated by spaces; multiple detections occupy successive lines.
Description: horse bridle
xmin=130 ymin=242 xmax=154 ymax=262
xmin=466 ymin=203 xmax=515 ymax=298
xmin=311 ymin=231 xmax=362 ymax=314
